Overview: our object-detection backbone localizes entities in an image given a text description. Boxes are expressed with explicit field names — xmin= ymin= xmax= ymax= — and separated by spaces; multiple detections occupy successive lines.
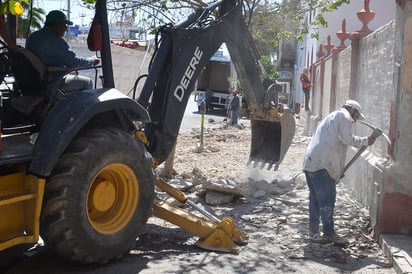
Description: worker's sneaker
xmin=308 ymin=227 xmax=324 ymax=243
xmin=322 ymin=233 xmax=349 ymax=246
xmin=309 ymin=232 xmax=324 ymax=243
xmin=309 ymin=226 xmax=319 ymax=235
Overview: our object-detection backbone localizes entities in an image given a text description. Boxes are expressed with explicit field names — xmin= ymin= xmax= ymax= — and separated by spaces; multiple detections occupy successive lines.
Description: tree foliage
xmin=243 ymin=0 xmax=300 ymax=56
xmin=17 ymin=3 xmax=45 ymax=38
xmin=0 ymin=0 xmax=27 ymax=16
xmin=295 ymin=0 xmax=351 ymax=40
xmin=260 ymin=54 xmax=279 ymax=81
xmin=73 ymin=0 xmax=349 ymax=82
xmin=79 ymin=0 xmax=349 ymax=57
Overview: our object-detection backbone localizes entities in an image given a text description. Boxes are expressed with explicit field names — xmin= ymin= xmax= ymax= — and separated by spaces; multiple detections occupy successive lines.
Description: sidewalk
xmin=381 ymin=234 xmax=412 ymax=274
xmin=298 ymin=112 xmax=411 ymax=273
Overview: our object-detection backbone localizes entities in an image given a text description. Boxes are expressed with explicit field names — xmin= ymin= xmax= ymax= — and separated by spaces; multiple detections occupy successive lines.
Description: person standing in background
xmin=229 ymin=89 xmax=240 ymax=126
xmin=300 ymin=67 xmax=313 ymax=111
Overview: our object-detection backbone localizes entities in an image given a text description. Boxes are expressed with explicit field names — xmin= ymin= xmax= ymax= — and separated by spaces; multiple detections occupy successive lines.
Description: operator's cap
xmin=343 ymin=99 xmax=365 ymax=119
xmin=45 ymin=10 xmax=73 ymax=26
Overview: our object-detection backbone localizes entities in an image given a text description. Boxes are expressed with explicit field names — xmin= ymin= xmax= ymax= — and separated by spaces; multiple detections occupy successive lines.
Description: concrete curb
xmin=380 ymin=234 xmax=412 ymax=274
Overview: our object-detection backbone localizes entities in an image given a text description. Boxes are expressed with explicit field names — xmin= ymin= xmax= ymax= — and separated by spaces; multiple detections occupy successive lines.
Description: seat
xmin=9 ymin=48 xmax=48 ymax=96
xmin=7 ymin=49 xmax=49 ymax=116
xmin=8 ymin=48 xmax=67 ymax=116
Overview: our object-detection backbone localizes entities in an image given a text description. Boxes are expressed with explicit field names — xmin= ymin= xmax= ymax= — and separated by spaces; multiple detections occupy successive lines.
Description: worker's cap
xmin=45 ymin=10 xmax=73 ymax=26
xmin=343 ymin=99 xmax=365 ymax=119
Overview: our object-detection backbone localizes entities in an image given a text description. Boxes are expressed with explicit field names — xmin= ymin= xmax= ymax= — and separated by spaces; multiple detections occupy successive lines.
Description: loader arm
xmin=154 ymin=178 xmax=248 ymax=253
xmin=138 ymin=0 xmax=295 ymax=169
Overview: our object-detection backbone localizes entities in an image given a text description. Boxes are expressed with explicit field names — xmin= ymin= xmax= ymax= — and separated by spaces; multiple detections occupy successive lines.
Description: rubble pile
xmin=152 ymin=117 xmax=392 ymax=271
xmin=156 ymin=167 xmax=391 ymax=269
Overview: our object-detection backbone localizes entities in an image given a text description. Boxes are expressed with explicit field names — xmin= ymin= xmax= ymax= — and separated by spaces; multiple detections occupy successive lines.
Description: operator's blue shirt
xmin=26 ymin=27 xmax=93 ymax=69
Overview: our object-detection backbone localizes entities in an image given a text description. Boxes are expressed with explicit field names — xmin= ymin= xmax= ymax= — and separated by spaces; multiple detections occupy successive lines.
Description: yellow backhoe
xmin=0 ymin=0 xmax=295 ymax=264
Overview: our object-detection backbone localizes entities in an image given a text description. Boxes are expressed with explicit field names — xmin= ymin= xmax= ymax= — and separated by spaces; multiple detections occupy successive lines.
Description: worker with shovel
xmin=228 ymin=89 xmax=240 ymax=126
xmin=303 ymin=100 xmax=378 ymax=246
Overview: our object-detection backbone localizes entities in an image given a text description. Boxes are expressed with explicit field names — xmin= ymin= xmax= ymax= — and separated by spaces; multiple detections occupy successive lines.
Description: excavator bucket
xmin=248 ymin=112 xmax=296 ymax=170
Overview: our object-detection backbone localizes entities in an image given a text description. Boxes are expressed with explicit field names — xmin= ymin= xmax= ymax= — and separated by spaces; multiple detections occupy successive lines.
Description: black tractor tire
xmin=40 ymin=128 xmax=155 ymax=264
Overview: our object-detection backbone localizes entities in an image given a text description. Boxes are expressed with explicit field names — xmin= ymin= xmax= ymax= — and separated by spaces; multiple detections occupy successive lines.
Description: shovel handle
xmin=340 ymin=128 xmax=381 ymax=180
xmin=340 ymin=145 xmax=367 ymax=179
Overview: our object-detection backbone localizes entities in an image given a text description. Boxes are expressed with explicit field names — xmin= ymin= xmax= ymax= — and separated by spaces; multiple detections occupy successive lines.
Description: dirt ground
xmin=171 ymin=114 xmax=304 ymax=182
xmin=3 ymin=115 xmax=395 ymax=274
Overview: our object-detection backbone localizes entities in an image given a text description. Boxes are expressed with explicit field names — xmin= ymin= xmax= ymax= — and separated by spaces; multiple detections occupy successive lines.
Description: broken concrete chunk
xmin=276 ymin=180 xmax=293 ymax=190
xmin=240 ymin=215 xmax=254 ymax=221
xmin=202 ymin=177 xmax=242 ymax=195
xmin=168 ymin=178 xmax=193 ymax=192
xmin=191 ymin=167 xmax=208 ymax=185
xmin=253 ymin=190 xmax=266 ymax=198
xmin=278 ymin=216 xmax=287 ymax=223
xmin=205 ymin=191 xmax=234 ymax=205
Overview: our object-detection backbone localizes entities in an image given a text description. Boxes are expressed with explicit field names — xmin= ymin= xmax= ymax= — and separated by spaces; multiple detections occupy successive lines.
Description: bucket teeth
xmin=249 ymin=114 xmax=296 ymax=172
xmin=247 ymin=159 xmax=279 ymax=171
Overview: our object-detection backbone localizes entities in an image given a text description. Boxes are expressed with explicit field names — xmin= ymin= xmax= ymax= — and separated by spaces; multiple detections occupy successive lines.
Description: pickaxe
xmin=338 ymin=121 xmax=391 ymax=182
xmin=359 ymin=120 xmax=392 ymax=150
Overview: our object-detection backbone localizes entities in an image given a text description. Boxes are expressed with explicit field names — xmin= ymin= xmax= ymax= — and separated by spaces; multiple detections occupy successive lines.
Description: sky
xmin=34 ymin=0 xmax=195 ymax=28
xmin=34 ymin=0 xmax=95 ymax=26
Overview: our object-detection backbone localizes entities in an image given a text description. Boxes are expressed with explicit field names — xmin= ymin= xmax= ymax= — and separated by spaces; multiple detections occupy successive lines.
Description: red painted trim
xmin=376 ymin=193 xmax=412 ymax=237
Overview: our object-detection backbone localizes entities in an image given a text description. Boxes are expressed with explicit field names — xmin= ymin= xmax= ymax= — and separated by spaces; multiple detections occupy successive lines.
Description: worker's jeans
xmin=303 ymin=87 xmax=310 ymax=111
xmin=304 ymin=169 xmax=336 ymax=235
xmin=231 ymin=111 xmax=238 ymax=125
xmin=63 ymin=74 xmax=93 ymax=93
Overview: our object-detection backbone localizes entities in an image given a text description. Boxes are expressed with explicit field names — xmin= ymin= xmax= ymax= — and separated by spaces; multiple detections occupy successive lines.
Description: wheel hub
xmin=87 ymin=163 xmax=139 ymax=234
xmin=92 ymin=180 xmax=116 ymax=212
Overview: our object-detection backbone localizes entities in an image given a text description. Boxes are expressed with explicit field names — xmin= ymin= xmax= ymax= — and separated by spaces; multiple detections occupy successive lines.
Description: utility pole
xmin=67 ymin=0 xmax=70 ymax=22
xmin=65 ymin=0 xmax=71 ymax=39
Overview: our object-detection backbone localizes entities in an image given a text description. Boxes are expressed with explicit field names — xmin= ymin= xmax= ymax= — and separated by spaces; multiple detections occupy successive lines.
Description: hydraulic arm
xmin=138 ymin=0 xmax=295 ymax=170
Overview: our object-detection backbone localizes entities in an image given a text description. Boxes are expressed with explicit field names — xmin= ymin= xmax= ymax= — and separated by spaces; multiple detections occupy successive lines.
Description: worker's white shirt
xmin=303 ymin=108 xmax=368 ymax=180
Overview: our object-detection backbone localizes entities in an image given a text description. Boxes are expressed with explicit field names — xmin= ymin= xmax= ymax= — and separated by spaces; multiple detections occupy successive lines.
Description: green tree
xmin=17 ymin=3 xmax=45 ymax=38
xmin=243 ymin=0 xmax=300 ymax=56
xmin=81 ymin=0 xmax=350 ymax=47
xmin=260 ymin=54 xmax=279 ymax=81
xmin=294 ymin=0 xmax=351 ymax=40
xmin=243 ymin=0 xmax=352 ymax=55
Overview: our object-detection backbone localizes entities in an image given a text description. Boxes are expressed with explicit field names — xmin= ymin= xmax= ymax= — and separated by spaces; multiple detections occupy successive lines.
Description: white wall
xmin=69 ymin=41 xmax=151 ymax=97
xmin=319 ymin=1 xmax=396 ymax=46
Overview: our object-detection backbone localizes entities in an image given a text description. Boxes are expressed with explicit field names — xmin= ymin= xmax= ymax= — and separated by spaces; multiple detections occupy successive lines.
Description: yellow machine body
xmin=153 ymin=178 xmax=248 ymax=253
xmin=0 ymin=164 xmax=45 ymax=250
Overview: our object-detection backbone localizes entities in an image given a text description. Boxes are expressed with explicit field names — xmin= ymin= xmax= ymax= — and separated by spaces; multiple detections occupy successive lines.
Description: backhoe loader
xmin=0 ymin=0 xmax=295 ymax=264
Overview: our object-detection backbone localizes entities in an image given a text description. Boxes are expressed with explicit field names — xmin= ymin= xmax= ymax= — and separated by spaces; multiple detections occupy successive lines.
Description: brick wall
xmin=335 ymin=48 xmax=352 ymax=110
xmin=356 ymin=23 xmax=396 ymax=156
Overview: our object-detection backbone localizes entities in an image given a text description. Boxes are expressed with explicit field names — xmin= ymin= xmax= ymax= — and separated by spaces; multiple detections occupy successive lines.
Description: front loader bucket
xmin=249 ymin=113 xmax=295 ymax=170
